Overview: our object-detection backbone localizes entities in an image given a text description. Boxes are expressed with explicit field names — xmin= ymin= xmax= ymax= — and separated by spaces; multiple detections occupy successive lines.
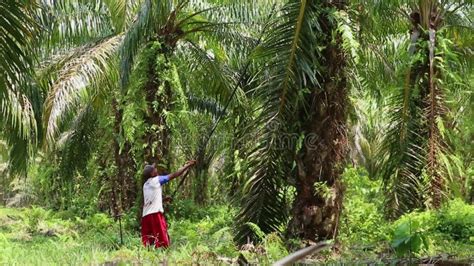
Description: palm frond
xmin=3 ymin=125 xmax=30 ymax=175
xmin=378 ymin=103 xmax=427 ymax=216
xmin=37 ymin=0 xmax=115 ymax=53
xmin=351 ymin=0 xmax=411 ymax=45
xmin=119 ymin=0 xmax=153 ymax=89
xmin=176 ymin=40 xmax=235 ymax=101
xmin=235 ymin=0 xmax=322 ymax=244
xmin=0 ymin=87 xmax=41 ymax=175
xmin=0 ymin=1 xmax=40 ymax=174
xmin=374 ymin=0 xmax=474 ymax=215
xmin=1 ymin=90 xmax=37 ymax=141
xmin=42 ymin=34 xmax=123 ymax=144
xmin=56 ymin=105 xmax=98 ymax=179
xmin=0 ymin=0 xmax=38 ymax=90
xmin=186 ymin=0 xmax=280 ymax=27
xmin=187 ymin=94 xmax=225 ymax=118
xmin=377 ymin=47 xmax=430 ymax=214
xmin=177 ymin=0 xmax=280 ymax=72
xmin=102 ymin=0 xmax=127 ymax=32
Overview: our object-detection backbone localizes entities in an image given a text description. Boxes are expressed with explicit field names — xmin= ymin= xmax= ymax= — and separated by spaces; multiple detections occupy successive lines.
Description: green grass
xmin=1 ymin=194 xmax=473 ymax=265
xmin=0 ymin=206 xmax=286 ymax=265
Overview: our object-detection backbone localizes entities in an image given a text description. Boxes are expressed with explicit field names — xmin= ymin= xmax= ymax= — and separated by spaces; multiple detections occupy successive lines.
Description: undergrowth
xmin=0 ymin=203 xmax=287 ymax=265
xmin=0 ymin=168 xmax=472 ymax=264
xmin=333 ymin=167 xmax=474 ymax=263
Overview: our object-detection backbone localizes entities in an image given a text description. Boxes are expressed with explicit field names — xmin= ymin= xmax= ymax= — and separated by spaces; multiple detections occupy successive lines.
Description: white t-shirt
xmin=142 ymin=175 xmax=169 ymax=217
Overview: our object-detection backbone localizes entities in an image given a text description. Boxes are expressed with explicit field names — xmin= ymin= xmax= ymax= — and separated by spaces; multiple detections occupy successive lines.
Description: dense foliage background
xmin=0 ymin=0 xmax=472 ymax=264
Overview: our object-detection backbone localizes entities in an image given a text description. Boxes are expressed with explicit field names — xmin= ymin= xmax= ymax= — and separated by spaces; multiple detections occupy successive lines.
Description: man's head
xmin=143 ymin=164 xmax=158 ymax=179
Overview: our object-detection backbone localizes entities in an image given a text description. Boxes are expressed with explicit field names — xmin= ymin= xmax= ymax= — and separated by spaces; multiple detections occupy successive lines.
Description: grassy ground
xmin=0 ymin=205 xmax=288 ymax=265
xmin=1 ymin=195 xmax=473 ymax=264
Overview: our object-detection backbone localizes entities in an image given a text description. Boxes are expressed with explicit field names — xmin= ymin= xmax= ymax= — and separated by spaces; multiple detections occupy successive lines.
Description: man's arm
xmin=168 ymin=160 xmax=196 ymax=181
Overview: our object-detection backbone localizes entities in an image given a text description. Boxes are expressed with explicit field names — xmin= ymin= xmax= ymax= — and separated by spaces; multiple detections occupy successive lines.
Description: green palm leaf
xmin=373 ymin=0 xmax=473 ymax=216
xmin=235 ymin=0 xmax=322 ymax=244
xmin=119 ymin=0 xmax=153 ymax=89
xmin=0 ymin=0 xmax=40 ymax=174
xmin=42 ymin=34 xmax=123 ymax=144
xmin=38 ymin=0 xmax=116 ymax=53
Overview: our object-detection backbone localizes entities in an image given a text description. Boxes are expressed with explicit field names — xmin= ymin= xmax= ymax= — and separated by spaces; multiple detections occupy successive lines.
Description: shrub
xmin=389 ymin=199 xmax=474 ymax=257
xmin=436 ymin=199 xmax=474 ymax=242
xmin=27 ymin=206 xmax=50 ymax=233
xmin=390 ymin=212 xmax=433 ymax=257
xmin=167 ymin=199 xmax=207 ymax=221
xmin=339 ymin=167 xmax=388 ymax=245
xmin=264 ymin=232 xmax=288 ymax=261
xmin=53 ymin=209 xmax=77 ymax=221
xmin=87 ymin=213 xmax=113 ymax=231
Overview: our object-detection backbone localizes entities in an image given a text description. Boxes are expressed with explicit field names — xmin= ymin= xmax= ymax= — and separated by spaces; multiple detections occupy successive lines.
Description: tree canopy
xmin=0 ymin=0 xmax=473 ymax=263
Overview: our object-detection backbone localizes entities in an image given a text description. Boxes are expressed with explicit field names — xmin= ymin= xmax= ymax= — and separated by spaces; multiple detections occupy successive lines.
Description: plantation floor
xmin=0 ymin=206 xmax=473 ymax=265
xmin=0 ymin=206 xmax=240 ymax=265
xmin=0 ymin=206 xmax=289 ymax=265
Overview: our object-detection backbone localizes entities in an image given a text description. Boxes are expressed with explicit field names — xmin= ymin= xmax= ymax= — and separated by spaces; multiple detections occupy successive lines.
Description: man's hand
xmin=168 ymin=160 xmax=197 ymax=181
xmin=185 ymin=160 xmax=197 ymax=167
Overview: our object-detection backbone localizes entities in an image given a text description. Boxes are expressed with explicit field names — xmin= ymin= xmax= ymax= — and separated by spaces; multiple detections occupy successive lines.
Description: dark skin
xmin=150 ymin=160 xmax=197 ymax=181
xmin=151 ymin=160 xmax=196 ymax=203
xmin=149 ymin=160 xmax=196 ymax=204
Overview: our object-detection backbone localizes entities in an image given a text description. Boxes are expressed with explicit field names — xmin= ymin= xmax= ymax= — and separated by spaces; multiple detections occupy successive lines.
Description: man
xmin=141 ymin=160 xmax=196 ymax=248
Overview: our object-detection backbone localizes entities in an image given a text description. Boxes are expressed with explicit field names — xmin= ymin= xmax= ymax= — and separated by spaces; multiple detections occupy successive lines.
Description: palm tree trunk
xmin=427 ymin=27 xmax=443 ymax=208
xmin=112 ymin=98 xmax=137 ymax=211
xmin=423 ymin=2 xmax=446 ymax=209
xmin=407 ymin=1 xmax=446 ymax=209
xmin=193 ymin=148 xmax=209 ymax=205
xmin=143 ymin=44 xmax=173 ymax=168
xmin=288 ymin=2 xmax=348 ymax=241
xmin=133 ymin=43 xmax=174 ymax=225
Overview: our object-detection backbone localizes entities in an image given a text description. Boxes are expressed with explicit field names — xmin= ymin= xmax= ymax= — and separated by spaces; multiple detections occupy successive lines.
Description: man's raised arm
xmin=168 ymin=160 xmax=196 ymax=181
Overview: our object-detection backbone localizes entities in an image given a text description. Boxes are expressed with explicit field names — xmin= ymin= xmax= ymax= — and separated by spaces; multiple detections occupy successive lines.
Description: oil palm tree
xmin=356 ymin=0 xmax=473 ymax=217
xmin=118 ymin=0 xmax=278 ymax=167
xmin=0 ymin=0 xmax=42 ymax=173
xmin=235 ymin=0 xmax=352 ymax=243
xmin=21 ymin=0 xmax=274 ymax=212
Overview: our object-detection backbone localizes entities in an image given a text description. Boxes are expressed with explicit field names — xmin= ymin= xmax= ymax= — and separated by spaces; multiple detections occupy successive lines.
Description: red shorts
xmin=141 ymin=212 xmax=170 ymax=248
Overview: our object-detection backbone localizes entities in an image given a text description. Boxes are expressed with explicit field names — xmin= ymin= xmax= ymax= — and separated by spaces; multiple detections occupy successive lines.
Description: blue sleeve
xmin=158 ymin=175 xmax=170 ymax=185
